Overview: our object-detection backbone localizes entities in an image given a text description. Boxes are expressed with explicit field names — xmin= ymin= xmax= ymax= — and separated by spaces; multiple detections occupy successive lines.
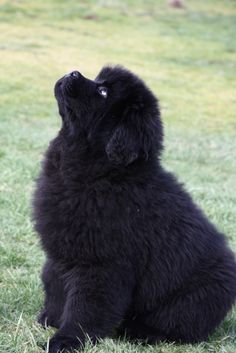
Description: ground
xmin=0 ymin=0 xmax=235 ymax=352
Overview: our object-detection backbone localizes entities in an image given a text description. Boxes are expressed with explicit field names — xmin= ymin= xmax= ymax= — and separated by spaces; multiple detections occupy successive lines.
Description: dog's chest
xmin=38 ymin=173 xmax=136 ymax=260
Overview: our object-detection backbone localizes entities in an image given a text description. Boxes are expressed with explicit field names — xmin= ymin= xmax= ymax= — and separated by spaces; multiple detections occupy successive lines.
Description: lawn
xmin=0 ymin=0 xmax=236 ymax=352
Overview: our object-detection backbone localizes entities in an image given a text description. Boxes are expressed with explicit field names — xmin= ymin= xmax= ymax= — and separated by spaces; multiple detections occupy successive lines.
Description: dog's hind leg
xmin=117 ymin=316 xmax=167 ymax=344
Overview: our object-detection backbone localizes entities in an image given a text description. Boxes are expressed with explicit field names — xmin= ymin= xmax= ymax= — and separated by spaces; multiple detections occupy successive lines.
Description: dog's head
xmin=55 ymin=66 xmax=163 ymax=165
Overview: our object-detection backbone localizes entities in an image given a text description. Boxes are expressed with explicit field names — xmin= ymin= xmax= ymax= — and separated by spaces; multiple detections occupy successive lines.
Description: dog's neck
xmin=54 ymin=128 xmax=160 ymax=183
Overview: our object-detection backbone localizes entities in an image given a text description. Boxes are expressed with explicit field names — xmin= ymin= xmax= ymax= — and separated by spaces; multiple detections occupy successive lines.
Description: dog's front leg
xmin=38 ymin=258 xmax=66 ymax=329
xmin=47 ymin=263 xmax=133 ymax=353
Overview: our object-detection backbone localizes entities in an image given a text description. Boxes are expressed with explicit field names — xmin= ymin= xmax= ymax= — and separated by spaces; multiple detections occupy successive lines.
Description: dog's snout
xmin=64 ymin=70 xmax=81 ymax=79
xmin=70 ymin=71 xmax=80 ymax=78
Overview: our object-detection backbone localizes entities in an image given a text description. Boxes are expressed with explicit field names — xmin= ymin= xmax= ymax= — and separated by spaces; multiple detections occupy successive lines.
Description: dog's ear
xmin=105 ymin=107 xmax=162 ymax=166
xmin=105 ymin=124 xmax=139 ymax=165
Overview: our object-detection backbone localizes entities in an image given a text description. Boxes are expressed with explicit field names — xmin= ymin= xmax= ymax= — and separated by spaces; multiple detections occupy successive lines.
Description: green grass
xmin=0 ymin=0 xmax=236 ymax=352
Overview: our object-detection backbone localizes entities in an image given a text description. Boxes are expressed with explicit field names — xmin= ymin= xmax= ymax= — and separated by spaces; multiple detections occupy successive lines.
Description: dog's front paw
xmin=37 ymin=309 xmax=60 ymax=329
xmin=37 ymin=309 xmax=49 ymax=328
xmin=48 ymin=334 xmax=82 ymax=353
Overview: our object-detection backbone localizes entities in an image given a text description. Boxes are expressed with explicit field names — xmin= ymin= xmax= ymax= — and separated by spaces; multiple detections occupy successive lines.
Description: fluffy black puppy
xmin=33 ymin=66 xmax=236 ymax=353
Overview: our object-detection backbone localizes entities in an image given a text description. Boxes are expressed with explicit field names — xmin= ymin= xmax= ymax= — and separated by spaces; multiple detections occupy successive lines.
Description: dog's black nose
xmin=70 ymin=71 xmax=80 ymax=78
xmin=64 ymin=71 xmax=81 ymax=79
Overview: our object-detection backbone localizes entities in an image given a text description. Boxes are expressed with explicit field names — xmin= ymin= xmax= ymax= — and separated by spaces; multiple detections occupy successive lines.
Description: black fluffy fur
xmin=33 ymin=66 xmax=236 ymax=353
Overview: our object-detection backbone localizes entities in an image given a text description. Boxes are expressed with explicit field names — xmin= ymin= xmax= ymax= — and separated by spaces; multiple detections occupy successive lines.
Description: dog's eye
xmin=98 ymin=86 xmax=108 ymax=98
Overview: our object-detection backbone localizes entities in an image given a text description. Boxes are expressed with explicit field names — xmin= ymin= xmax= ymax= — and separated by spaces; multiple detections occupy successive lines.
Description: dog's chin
xmin=54 ymin=76 xmax=78 ymax=101
xmin=55 ymin=92 xmax=77 ymax=122
xmin=54 ymin=79 xmax=63 ymax=101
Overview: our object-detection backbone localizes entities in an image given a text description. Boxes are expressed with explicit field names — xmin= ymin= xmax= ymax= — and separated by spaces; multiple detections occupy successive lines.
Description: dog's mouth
xmin=55 ymin=72 xmax=80 ymax=100
xmin=54 ymin=71 xmax=103 ymax=121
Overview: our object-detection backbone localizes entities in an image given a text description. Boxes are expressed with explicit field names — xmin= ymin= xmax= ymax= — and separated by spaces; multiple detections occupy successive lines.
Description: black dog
xmin=33 ymin=66 xmax=236 ymax=353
